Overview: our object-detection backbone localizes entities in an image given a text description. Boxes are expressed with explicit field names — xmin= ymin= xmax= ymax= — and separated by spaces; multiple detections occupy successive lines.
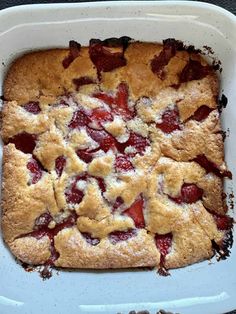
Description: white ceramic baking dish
xmin=0 ymin=2 xmax=235 ymax=314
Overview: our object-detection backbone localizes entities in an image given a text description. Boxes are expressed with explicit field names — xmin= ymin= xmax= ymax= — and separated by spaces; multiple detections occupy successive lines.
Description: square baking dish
xmin=0 ymin=2 xmax=235 ymax=314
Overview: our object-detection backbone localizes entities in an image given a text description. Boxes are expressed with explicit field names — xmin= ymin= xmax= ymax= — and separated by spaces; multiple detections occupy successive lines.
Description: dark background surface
xmin=0 ymin=0 xmax=235 ymax=15
xmin=0 ymin=0 xmax=235 ymax=314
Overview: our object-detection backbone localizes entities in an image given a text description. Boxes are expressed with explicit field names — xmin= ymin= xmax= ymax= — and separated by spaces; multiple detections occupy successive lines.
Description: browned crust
xmin=1 ymin=41 xmax=228 ymax=270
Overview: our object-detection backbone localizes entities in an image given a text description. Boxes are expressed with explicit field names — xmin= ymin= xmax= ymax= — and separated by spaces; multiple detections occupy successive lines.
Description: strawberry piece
xmin=212 ymin=214 xmax=233 ymax=231
xmin=112 ymin=197 xmax=124 ymax=212
xmin=81 ymin=232 xmax=100 ymax=246
xmin=23 ymin=101 xmax=41 ymax=114
xmin=115 ymin=155 xmax=134 ymax=171
xmin=27 ymin=159 xmax=43 ymax=184
xmin=89 ymin=41 xmax=126 ymax=75
xmin=179 ymin=59 xmax=211 ymax=83
xmin=156 ymin=107 xmax=181 ymax=133
xmin=181 ymin=183 xmax=203 ymax=203
xmin=151 ymin=39 xmax=177 ymax=79
xmin=192 ymin=105 xmax=213 ymax=122
xmin=114 ymin=82 xmax=134 ymax=119
xmin=155 ymin=233 xmax=173 ymax=263
xmin=34 ymin=213 xmax=53 ymax=229
xmin=109 ymin=229 xmax=136 ymax=244
xmin=95 ymin=177 xmax=106 ymax=193
xmin=9 ymin=132 xmax=37 ymax=154
xmin=65 ymin=175 xmax=85 ymax=204
xmin=126 ymin=132 xmax=149 ymax=156
xmin=76 ymin=148 xmax=98 ymax=163
xmin=68 ymin=110 xmax=91 ymax=129
xmin=90 ymin=108 xmax=113 ymax=122
xmin=123 ymin=198 xmax=145 ymax=228
xmin=73 ymin=76 xmax=95 ymax=91
xmin=55 ymin=156 xmax=66 ymax=177
xmin=86 ymin=128 xmax=116 ymax=152
xmin=170 ymin=183 xmax=203 ymax=204
xmin=62 ymin=40 xmax=81 ymax=69
xmin=93 ymin=83 xmax=133 ymax=119
xmin=93 ymin=92 xmax=115 ymax=106
xmin=193 ymin=155 xmax=232 ymax=179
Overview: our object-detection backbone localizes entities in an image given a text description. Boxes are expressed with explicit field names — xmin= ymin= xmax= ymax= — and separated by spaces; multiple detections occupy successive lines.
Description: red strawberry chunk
xmin=115 ymin=155 xmax=134 ymax=171
xmin=151 ymin=39 xmax=177 ymax=79
xmin=192 ymin=105 xmax=213 ymax=122
xmin=95 ymin=177 xmax=106 ymax=193
xmin=123 ymin=198 xmax=145 ymax=228
xmin=181 ymin=183 xmax=203 ymax=203
xmin=86 ymin=128 xmax=116 ymax=152
xmin=65 ymin=176 xmax=85 ymax=204
xmin=68 ymin=110 xmax=91 ymax=129
xmin=114 ymin=83 xmax=134 ymax=119
xmin=193 ymin=155 xmax=232 ymax=179
xmin=170 ymin=183 xmax=203 ymax=204
xmin=76 ymin=148 xmax=98 ymax=163
xmin=55 ymin=156 xmax=66 ymax=177
xmin=62 ymin=40 xmax=81 ymax=69
xmin=109 ymin=229 xmax=136 ymax=244
xmin=23 ymin=101 xmax=41 ymax=114
xmin=34 ymin=213 xmax=53 ymax=229
xmin=27 ymin=159 xmax=43 ymax=184
xmin=156 ymin=107 xmax=181 ymax=133
xmin=93 ymin=92 xmax=115 ymax=106
xmin=73 ymin=76 xmax=95 ymax=91
xmin=9 ymin=133 xmax=37 ymax=154
xmin=212 ymin=214 xmax=233 ymax=231
xmin=81 ymin=232 xmax=100 ymax=245
xmin=112 ymin=197 xmax=124 ymax=212
xmin=90 ymin=108 xmax=113 ymax=122
xmin=179 ymin=59 xmax=211 ymax=83
xmin=126 ymin=132 xmax=149 ymax=156
xmin=89 ymin=42 xmax=126 ymax=75
xmin=155 ymin=233 xmax=173 ymax=261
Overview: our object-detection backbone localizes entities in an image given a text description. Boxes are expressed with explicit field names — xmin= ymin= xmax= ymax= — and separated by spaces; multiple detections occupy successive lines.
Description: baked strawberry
xmin=65 ymin=176 xmax=85 ymax=204
xmin=123 ymin=198 xmax=145 ymax=228
xmin=62 ymin=40 xmax=81 ymax=69
xmin=212 ymin=214 xmax=233 ymax=231
xmin=192 ymin=105 xmax=213 ymax=122
xmin=69 ymin=110 xmax=91 ymax=129
xmin=155 ymin=233 xmax=173 ymax=262
xmin=34 ymin=213 xmax=52 ymax=229
xmin=9 ymin=132 xmax=37 ymax=154
xmin=109 ymin=229 xmax=136 ymax=244
xmin=114 ymin=83 xmax=134 ymax=119
xmin=76 ymin=148 xmax=98 ymax=163
xmin=156 ymin=107 xmax=181 ymax=133
xmin=112 ymin=197 xmax=124 ymax=212
xmin=170 ymin=183 xmax=203 ymax=204
xmin=115 ymin=155 xmax=134 ymax=171
xmin=23 ymin=101 xmax=41 ymax=114
xmin=89 ymin=40 xmax=126 ymax=75
xmin=179 ymin=59 xmax=211 ymax=83
xmin=55 ymin=156 xmax=66 ymax=177
xmin=81 ymin=232 xmax=100 ymax=245
xmin=86 ymin=128 xmax=116 ymax=152
xmin=27 ymin=159 xmax=43 ymax=184
xmin=126 ymin=132 xmax=149 ymax=156
xmin=193 ymin=155 xmax=232 ymax=179
xmin=93 ymin=92 xmax=115 ymax=106
xmin=73 ymin=76 xmax=95 ymax=91
xmin=90 ymin=108 xmax=113 ymax=122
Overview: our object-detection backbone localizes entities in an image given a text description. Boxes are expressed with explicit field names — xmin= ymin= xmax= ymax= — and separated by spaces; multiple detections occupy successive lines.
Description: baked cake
xmin=1 ymin=38 xmax=233 ymax=272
